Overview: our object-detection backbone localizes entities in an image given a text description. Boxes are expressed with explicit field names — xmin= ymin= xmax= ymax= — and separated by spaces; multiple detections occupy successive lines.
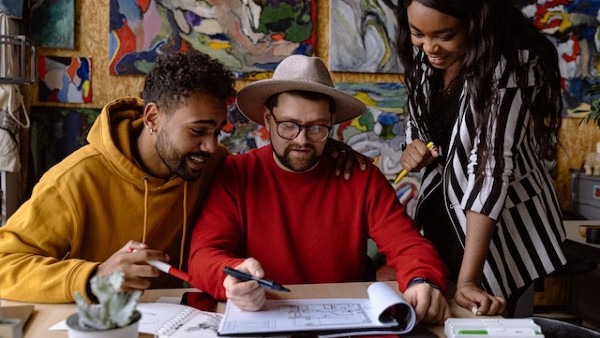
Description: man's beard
xmin=274 ymin=144 xmax=319 ymax=172
xmin=155 ymin=131 xmax=210 ymax=181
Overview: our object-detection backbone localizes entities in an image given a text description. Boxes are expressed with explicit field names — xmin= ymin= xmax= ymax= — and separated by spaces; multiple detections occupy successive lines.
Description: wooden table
xmin=561 ymin=220 xmax=600 ymax=327
xmin=562 ymin=220 xmax=600 ymax=262
xmin=1 ymin=281 xmax=476 ymax=338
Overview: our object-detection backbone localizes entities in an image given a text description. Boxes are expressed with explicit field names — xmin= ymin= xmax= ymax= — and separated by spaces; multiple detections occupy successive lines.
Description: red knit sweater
xmin=189 ymin=145 xmax=447 ymax=300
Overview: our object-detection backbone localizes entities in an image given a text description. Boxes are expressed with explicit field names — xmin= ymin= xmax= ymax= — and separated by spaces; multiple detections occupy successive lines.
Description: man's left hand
xmin=403 ymin=283 xmax=451 ymax=324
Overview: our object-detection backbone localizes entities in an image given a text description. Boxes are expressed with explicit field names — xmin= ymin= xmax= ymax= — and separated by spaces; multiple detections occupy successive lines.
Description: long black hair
xmin=397 ymin=0 xmax=562 ymax=167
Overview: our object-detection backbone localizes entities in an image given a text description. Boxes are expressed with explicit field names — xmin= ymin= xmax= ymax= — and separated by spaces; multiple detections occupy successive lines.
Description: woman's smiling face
xmin=407 ymin=1 xmax=467 ymax=77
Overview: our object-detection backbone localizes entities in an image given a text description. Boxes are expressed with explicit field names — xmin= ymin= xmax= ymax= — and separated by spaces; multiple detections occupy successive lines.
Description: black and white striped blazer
xmin=406 ymin=50 xmax=566 ymax=298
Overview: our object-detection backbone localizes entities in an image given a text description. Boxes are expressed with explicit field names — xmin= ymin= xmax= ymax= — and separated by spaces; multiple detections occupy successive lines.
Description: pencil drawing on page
xmin=230 ymin=302 xmax=373 ymax=331
xmin=181 ymin=312 xmax=221 ymax=334
xmin=284 ymin=303 xmax=371 ymax=325
xmin=219 ymin=283 xmax=415 ymax=336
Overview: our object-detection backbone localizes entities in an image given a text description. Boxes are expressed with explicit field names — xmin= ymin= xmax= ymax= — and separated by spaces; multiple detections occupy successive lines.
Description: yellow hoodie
xmin=0 ymin=97 xmax=227 ymax=303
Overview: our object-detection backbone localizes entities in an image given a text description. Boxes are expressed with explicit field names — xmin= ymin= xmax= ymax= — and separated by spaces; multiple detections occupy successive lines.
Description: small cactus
xmin=73 ymin=271 xmax=141 ymax=330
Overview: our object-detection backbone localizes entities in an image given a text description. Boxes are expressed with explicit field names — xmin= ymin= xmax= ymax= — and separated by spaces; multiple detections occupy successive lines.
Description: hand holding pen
xmin=394 ymin=142 xmax=433 ymax=184
xmin=224 ymin=266 xmax=290 ymax=292
xmin=95 ymin=241 xmax=191 ymax=293
xmin=127 ymin=243 xmax=191 ymax=283
xmin=223 ymin=258 xmax=289 ymax=312
xmin=94 ymin=241 xmax=168 ymax=292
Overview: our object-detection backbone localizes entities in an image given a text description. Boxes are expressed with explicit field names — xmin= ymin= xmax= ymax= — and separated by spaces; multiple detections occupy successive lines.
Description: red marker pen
xmin=146 ymin=260 xmax=191 ymax=283
xmin=128 ymin=247 xmax=191 ymax=283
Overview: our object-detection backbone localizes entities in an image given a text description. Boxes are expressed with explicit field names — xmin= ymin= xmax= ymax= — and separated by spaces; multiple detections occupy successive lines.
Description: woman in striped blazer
xmin=396 ymin=0 xmax=566 ymax=317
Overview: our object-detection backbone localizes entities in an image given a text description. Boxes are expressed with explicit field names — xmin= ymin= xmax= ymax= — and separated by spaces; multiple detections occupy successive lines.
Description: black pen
xmin=223 ymin=266 xmax=291 ymax=292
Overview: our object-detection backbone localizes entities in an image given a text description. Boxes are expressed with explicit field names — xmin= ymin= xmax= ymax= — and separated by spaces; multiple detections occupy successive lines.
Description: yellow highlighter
xmin=393 ymin=142 xmax=434 ymax=185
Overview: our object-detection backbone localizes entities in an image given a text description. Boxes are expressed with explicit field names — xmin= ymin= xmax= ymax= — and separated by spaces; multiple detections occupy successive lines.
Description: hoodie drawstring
xmin=142 ymin=177 xmax=149 ymax=243
xmin=141 ymin=177 xmax=188 ymax=273
xmin=179 ymin=181 xmax=188 ymax=271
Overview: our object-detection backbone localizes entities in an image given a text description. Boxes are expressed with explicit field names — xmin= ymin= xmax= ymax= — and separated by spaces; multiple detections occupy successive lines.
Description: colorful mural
xmin=109 ymin=0 xmax=316 ymax=78
xmin=519 ymin=0 xmax=600 ymax=111
xmin=219 ymin=99 xmax=269 ymax=154
xmin=331 ymin=82 xmax=407 ymax=179
xmin=329 ymin=0 xmax=401 ymax=73
xmin=38 ymin=56 xmax=92 ymax=103
xmin=28 ymin=0 xmax=75 ymax=49
xmin=333 ymin=82 xmax=420 ymax=216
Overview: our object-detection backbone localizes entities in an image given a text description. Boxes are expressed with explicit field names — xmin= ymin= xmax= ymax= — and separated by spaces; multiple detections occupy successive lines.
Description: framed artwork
xmin=28 ymin=0 xmax=75 ymax=49
xmin=332 ymin=82 xmax=419 ymax=216
xmin=329 ymin=0 xmax=401 ymax=73
xmin=519 ymin=0 xmax=600 ymax=112
xmin=0 ymin=0 xmax=24 ymax=17
xmin=109 ymin=0 xmax=316 ymax=78
xmin=332 ymin=82 xmax=407 ymax=180
xmin=28 ymin=106 xmax=100 ymax=191
xmin=38 ymin=55 xmax=92 ymax=103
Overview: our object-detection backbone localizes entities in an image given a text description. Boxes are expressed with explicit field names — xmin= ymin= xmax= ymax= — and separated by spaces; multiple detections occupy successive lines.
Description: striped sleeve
xmin=460 ymin=52 xmax=536 ymax=220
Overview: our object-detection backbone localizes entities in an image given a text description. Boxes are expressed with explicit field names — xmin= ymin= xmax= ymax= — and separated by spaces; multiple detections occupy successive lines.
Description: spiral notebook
xmin=218 ymin=282 xmax=417 ymax=337
xmin=137 ymin=303 xmax=222 ymax=337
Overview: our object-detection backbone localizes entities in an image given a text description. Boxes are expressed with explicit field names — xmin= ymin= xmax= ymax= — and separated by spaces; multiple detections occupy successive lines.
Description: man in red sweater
xmin=188 ymin=55 xmax=450 ymax=324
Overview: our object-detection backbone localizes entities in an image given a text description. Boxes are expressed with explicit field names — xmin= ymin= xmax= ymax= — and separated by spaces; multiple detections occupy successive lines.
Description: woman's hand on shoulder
xmin=325 ymin=138 xmax=372 ymax=180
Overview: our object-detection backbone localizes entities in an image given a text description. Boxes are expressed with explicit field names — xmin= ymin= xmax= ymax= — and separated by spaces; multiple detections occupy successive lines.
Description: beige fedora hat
xmin=236 ymin=55 xmax=366 ymax=125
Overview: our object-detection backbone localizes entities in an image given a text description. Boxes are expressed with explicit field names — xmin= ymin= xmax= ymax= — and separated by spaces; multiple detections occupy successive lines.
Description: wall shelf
xmin=0 ymin=34 xmax=35 ymax=85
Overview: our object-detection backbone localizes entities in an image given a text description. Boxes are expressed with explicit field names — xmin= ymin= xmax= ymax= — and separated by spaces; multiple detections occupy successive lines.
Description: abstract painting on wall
xmin=333 ymin=82 xmax=420 ymax=216
xmin=109 ymin=0 xmax=316 ymax=78
xmin=329 ymin=0 xmax=401 ymax=73
xmin=0 ymin=0 xmax=24 ymax=17
xmin=332 ymin=82 xmax=407 ymax=180
xmin=219 ymin=99 xmax=268 ymax=155
xmin=38 ymin=55 xmax=92 ymax=103
xmin=28 ymin=106 xmax=100 ymax=192
xmin=518 ymin=0 xmax=600 ymax=112
xmin=28 ymin=0 xmax=75 ymax=49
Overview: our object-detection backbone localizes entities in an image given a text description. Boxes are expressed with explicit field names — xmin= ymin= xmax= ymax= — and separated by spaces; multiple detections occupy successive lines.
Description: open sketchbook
xmin=137 ymin=303 xmax=223 ymax=338
xmin=218 ymin=282 xmax=416 ymax=337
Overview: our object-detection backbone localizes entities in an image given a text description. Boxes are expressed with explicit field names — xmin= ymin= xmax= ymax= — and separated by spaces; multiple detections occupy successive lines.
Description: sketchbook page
xmin=218 ymin=297 xmax=396 ymax=336
xmin=138 ymin=302 xmax=202 ymax=335
xmin=367 ymin=282 xmax=416 ymax=331
xmin=155 ymin=311 xmax=223 ymax=338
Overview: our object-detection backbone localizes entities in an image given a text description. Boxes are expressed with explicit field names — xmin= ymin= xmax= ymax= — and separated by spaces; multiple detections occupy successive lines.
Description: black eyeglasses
xmin=268 ymin=113 xmax=331 ymax=142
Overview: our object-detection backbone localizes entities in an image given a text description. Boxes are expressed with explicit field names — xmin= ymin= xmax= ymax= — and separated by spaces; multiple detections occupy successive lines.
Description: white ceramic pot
xmin=65 ymin=311 xmax=141 ymax=338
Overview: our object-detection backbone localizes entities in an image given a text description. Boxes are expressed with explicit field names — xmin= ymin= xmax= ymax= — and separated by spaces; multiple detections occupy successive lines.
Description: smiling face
xmin=152 ymin=91 xmax=227 ymax=181
xmin=265 ymin=92 xmax=333 ymax=173
xmin=407 ymin=1 xmax=467 ymax=81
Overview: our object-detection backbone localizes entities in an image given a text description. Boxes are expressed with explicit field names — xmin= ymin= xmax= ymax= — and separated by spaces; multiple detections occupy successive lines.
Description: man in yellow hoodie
xmin=0 ymin=51 xmax=237 ymax=303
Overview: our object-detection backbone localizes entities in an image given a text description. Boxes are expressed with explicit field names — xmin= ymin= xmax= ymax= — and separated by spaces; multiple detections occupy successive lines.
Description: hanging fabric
xmin=0 ymin=13 xmax=29 ymax=172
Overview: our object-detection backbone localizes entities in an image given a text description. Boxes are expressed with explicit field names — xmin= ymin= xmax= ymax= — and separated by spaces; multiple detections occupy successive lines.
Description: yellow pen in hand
xmin=393 ymin=142 xmax=434 ymax=185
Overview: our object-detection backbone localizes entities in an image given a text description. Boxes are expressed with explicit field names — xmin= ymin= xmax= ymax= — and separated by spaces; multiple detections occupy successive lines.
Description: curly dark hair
xmin=143 ymin=51 xmax=236 ymax=113
xmin=397 ymin=0 xmax=562 ymax=163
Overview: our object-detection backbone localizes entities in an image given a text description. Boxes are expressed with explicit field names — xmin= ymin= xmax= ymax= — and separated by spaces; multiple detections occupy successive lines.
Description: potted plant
xmin=65 ymin=271 xmax=142 ymax=338
xmin=580 ymin=79 xmax=600 ymax=128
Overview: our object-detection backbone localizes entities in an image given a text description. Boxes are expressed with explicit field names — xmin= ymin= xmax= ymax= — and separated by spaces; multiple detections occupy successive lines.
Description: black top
xmin=417 ymin=73 xmax=465 ymax=282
